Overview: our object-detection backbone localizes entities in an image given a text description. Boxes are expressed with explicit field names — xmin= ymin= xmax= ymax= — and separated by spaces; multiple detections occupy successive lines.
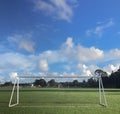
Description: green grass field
xmin=0 ymin=87 xmax=120 ymax=114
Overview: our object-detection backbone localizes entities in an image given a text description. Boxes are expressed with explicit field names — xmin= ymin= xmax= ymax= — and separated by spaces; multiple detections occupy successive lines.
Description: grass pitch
xmin=0 ymin=87 xmax=120 ymax=114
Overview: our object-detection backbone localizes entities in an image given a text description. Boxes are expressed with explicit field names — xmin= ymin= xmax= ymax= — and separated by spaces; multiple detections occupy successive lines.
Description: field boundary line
xmin=16 ymin=105 xmax=101 ymax=108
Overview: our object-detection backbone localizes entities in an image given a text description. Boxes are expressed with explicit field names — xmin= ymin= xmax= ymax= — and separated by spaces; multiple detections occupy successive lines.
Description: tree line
xmin=1 ymin=68 xmax=120 ymax=88
xmin=1 ymin=78 xmax=98 ymax=88
xmin=102 ymin=68 xmax=120 ymax=88
xmin=33 ymin=78 xmax=98 ymax=88
xmin=0 ymin=78 xmax=98 ymax=88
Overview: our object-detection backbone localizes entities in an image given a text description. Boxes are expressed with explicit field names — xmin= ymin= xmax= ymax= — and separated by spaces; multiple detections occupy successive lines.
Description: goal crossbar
xmin=18 ymin=75 xmax=98 ymax=79
xmin=8 ymin=75 xmax=107 ymax=107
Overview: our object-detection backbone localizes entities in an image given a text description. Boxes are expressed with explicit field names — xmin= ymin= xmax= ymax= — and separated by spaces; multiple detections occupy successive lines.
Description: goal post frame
xmin=9 ymin=77 xmax=19 ymax=107
xmin=8 ymin=75 xmax=107 ymax=107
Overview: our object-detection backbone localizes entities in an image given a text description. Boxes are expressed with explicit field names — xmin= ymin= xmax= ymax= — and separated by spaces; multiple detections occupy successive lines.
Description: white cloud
xmin=0 ymin=76 xmax=4 ymax=84
xmin=58 ymin=72 xmax=76 ymax=78
xmin=0 ymin=52 xmax=36 ymax=73
xmin=76 ymin=46 xmax=104 ymax=62
xmin=63 ymin=72 xmax=76 ymax=77
xmin=77 ymin=64 xmax=94 ymax=76
xmin=39 ymin=50 xmax=66 ymax=63
xmin=7 ymin=34 xmax=35 ymax=53
xmin=9 ymin=72 xmax=18 ymax=79
xmin=50 ymin=72 xmax=59 ymax=77
xmin=86 ymin=19 xmax=114 ymax=37
xmin=33 ymin=0 xmax=77 ymax=22
xmin=109 ymin=49 xmax=120 ymax=57
xmin=103 ymin=64 xmax=119 ymax=75
xmin=60 ymin=37 xmax=104 ymax=62
xmin=101 ymin=48 xmax=120 ymax=63
xmin=19 ymin=40 xmax=35 ymax=53
xmin=63 ymin=37 xmax=74 ymax=48
xmin=38 ymin=59 xmax=49 ymax=72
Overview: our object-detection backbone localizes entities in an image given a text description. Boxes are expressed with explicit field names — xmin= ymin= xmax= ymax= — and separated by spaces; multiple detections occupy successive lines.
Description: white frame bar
xmin=9 ymin=77 xmax=19 ymax=107
xmin=99 ymin=77 xmax=107 ymax=106
xmin=8 ymin=75 xmax=107 ymax=107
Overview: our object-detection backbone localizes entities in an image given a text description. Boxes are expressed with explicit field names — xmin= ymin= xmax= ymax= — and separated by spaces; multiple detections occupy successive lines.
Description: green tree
xmin=34 ymin=79 xmax=47 ymax=87
xmin=72 ymin=80 xmax=79 ymax=87
xmin=94 ymin=69 xmax=108 ymax=77
xmin=94 ymin=69 xmax=109 ymax=88
xmin=87 ymin=78 xmax=98 ymax=87
xmin=4 ymin=81 xmax=12 ymax=86
xmin=48 ymin=79 xmax=57 ymax=87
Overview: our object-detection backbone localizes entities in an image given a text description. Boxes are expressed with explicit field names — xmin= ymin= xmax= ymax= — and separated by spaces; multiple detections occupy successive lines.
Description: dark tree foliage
xmin=95 ymin=69 xmax=108 ymax=77
xmin=48 ymin=79 xmax=57 ymax=87
xmin=72 ymin=80 xmax=79 ymax=87
xmin=101 ymin=68 xmax=120 ymax=88
xmin=108 ymin=69 xmax=120 ymax=88
xmin=3 ymin=81 xmax=12 ymax=86
xmin=87 ymin=78 xmax=98 ymax=87
xmin=34 ymin=79 xmax=47 ymax=87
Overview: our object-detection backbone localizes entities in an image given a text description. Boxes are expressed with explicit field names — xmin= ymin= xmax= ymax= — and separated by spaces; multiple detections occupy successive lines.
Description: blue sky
xmin=1 ymin=0 xmax=120 ymax=82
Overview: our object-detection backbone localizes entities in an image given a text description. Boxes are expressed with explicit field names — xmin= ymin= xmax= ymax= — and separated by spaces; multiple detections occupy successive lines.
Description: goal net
xmin=9 ymin=75 xmax=107 ymax=107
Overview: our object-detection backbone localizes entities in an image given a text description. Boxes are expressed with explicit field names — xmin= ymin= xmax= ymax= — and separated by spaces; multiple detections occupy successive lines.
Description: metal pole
xmin=99 ymin=77 xmax=101 ymax=104
xmin=100 ymin=77 xmax=107 ymax=106
xmin=17 ymin=78 xmax=19 ymax=104
xmin=9 ymin=78 xmax=17 ymax=107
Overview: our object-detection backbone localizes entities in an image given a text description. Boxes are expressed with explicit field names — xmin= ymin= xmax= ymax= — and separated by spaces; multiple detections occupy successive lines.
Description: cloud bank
xmin=1 ymin=37 xmax=120 ymax=81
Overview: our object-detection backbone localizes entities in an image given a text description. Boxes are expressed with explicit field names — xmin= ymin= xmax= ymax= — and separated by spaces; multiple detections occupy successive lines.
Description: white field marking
xmin=16 ymin=105 xmax=100 ymax=108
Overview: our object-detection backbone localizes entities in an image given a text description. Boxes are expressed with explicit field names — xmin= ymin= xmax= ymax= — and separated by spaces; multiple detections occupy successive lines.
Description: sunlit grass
xmin=0 ymin=87 xmax=120 ymax=114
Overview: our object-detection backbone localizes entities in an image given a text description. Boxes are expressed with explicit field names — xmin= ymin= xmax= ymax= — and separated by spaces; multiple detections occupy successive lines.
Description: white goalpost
xmin=8 ymin=75 xmax=107 ymax=107
xmin=9 ymin=77 xmax=19 ymax=107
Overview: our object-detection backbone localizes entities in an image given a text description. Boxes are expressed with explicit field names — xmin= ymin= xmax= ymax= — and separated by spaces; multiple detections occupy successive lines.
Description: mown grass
xmin=0 ymin=87 xmax=120 ymax=114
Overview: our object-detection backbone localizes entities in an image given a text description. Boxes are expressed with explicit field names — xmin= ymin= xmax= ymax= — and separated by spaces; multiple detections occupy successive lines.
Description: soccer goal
xmin=8 ymin=75 xmax=107 ymax=107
